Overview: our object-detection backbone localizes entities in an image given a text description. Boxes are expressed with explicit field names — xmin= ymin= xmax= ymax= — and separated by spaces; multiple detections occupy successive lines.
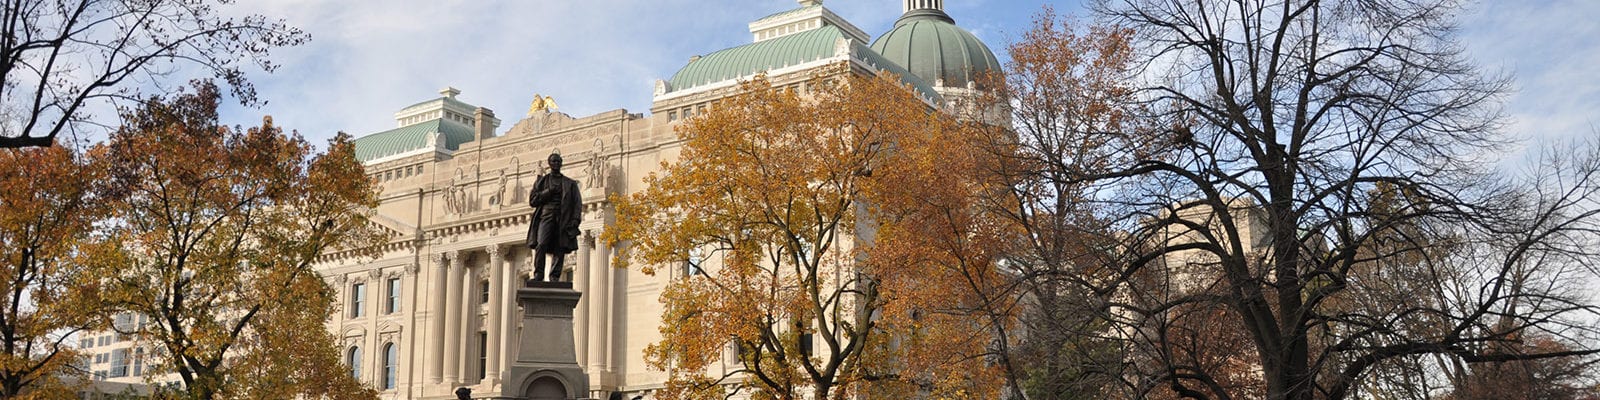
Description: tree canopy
xmin=607 ymin=66 xmax=1015 ymax=399
xmin=981 ymin=1 xmax=1600 ymax=399
xmin=99 ymin=82 xmax=383 ymax=399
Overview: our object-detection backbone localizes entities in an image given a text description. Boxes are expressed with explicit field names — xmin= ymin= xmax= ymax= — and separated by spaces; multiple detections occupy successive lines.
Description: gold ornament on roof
xmin=528 ymin=94 xmax=560 ymax=115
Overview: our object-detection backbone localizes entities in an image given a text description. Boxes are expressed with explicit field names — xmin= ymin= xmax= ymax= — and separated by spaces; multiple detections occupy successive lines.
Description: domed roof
xmin=869 ymin=9 xmax=1000 ymax=89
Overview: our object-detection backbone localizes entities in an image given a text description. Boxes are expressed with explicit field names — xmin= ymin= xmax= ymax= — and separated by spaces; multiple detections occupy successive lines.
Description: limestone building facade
xmin=78 ymin=1 xmax=1002 ymax=399
xmin=326 ymin=1 xmax=1002 ymax=398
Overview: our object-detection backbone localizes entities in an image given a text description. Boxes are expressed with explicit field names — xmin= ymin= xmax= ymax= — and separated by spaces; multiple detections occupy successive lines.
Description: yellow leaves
xmin=0 ymin=144 xmax=116 ymax=396
xmin=98 ymin=82 xmax=383 ymax=400
xmin=608 ymin=64 xmax=1013 ymax=399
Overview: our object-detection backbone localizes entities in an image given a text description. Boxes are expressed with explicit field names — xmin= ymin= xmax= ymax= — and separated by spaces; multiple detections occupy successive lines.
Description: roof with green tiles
xmin=870 ymin=9 xmax=1000 ymax=89
xmin=666 ymin=24 xmax=940 ymax=101
xmin=352 ymin=119 xmax=476 ymax=163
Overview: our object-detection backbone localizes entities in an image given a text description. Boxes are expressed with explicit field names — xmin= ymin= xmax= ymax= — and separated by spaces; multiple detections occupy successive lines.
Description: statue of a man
xmin=526 ymin=153 xmax=582 ymax=282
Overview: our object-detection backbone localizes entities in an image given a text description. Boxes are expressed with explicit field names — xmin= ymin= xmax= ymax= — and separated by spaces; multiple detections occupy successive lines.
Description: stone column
xmin=573 ymin=233 xmax=592 ymax=368
xmin=428 ymin=253 xmax=448 ymax=383
xmin=597 ymin=239 xmax=615 ymax=374
xmin=585 ymin=238 xmax=606 ymax=374
xmin=443 ymin=251 xmax=464 ymax=384
xmin=456 ymin=256 xmax=475 ymax=383
xmin=500 ymin=248 xmax=520 ymax=376
xmin=485 ymin=244 xmax=505 ymax=386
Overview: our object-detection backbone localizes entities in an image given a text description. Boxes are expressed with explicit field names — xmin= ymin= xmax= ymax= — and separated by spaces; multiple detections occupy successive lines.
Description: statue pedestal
xmin=499 ymin=285 xmax=589 ymax=400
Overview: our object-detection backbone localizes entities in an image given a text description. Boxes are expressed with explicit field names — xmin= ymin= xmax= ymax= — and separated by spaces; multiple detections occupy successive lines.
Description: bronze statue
xmin=526 ymin=153 xmax=582 ymax=283
xmin=454 ymin=387 xmax=471 ymax=399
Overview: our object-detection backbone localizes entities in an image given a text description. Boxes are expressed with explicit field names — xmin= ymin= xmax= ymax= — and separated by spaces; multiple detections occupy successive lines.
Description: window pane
xmin=383 ymin=343 xmax=398 ymax=389
xmin=349 ymin=346 xmax=362 ymax=380
xmin=109 ymin=349 xmax=129 ymax=378
xmin=478 ymin=332 xmax=488 ymax=379
xmin=387 ymin=278 xmax=401 ymax=314
xmin=351 ymin=283 xmax=365 ymax=318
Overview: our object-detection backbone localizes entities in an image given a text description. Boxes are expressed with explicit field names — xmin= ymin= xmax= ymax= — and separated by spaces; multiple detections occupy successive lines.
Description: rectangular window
xmin=799 ymin=333 xmax=814 ymax=358
xmin=478 ymin=332 xmax=488 ymax=380
xmin=113 ymin=313 xmax=135 ymax=333
xmin=109 ymin=349 xmax=129 ymax=378
xmin=80 ymin=339 xmax=93 ymax=349
xmin=386 ymin=277 xmax=401 ymax=314
xmin=683 ymin=247 xmax=704 ymax=279
xmin=351 ymin=283 xmax=366 ymax=318
xmin=133 ymin=349 xmax=144 ymax=376
xmin=480 ymin=280 xmax=491 ymax=304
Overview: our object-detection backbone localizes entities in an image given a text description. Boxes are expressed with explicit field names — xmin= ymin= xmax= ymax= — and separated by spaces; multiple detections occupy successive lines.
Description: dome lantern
xmin=903 ymin=0 xmax=944 ymax=13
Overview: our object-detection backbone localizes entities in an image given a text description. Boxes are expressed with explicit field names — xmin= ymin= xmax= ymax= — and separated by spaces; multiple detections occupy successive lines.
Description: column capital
xmin=448 ymin=250 xmax=464 ymax=268
xmin=430 ymin=252 xmax=446 ymax=265
xmin=487 ymin=243 xmax=504 ymax=263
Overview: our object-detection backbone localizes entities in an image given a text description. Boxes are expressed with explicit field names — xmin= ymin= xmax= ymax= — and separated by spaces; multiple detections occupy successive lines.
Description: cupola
xmin=870 ymin=1 xmax=1000 ymax=90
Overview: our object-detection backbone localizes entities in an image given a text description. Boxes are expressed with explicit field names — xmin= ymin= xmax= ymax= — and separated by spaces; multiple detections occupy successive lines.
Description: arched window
xmin=382 ymin=343 xmax=398 ymax=390
xmin=347 ymin=346 xmax=362 ymax=381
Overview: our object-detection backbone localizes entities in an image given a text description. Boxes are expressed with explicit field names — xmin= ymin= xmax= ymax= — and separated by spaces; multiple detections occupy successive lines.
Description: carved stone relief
xmin=585 ymin=138 xmax=609 ymax=189
xmin=488 ymin=168 xmax=510 ymax=208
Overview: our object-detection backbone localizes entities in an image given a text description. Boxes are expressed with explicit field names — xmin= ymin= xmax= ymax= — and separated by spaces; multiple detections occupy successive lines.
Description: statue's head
xmin=548 ymin=153 xmax=563 ymax=173
xmin=454 ymin=387 xmax=471 ymax=399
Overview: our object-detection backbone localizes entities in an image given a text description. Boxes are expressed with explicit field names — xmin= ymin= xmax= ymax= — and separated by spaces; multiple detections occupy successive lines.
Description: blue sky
xmin=210 ymin=0 xmax=1595 ymax=159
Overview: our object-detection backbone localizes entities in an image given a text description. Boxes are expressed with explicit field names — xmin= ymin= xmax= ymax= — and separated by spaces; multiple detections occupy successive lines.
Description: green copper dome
xmin=352 ymin=119 xmax=475 ymax=163
xmin=869 ymin=9 xmax=1000 ymax=89
xmin=665 ymin=24 xmax=941 ymax=101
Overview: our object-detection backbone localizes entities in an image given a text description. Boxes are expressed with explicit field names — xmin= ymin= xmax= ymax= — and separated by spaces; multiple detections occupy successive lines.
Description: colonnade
xmin=419 ymin=232 xmax=617 ymax=395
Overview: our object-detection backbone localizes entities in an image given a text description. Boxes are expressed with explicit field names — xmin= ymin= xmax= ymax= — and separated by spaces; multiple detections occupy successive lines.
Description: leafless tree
xmin=986 ymin=1 xmax=1600 ymax=399
xmin=0 ymin=0 xmax=307 ymax=148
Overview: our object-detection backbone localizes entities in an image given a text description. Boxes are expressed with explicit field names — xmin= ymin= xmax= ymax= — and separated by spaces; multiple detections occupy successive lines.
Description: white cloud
xmin=217 ymin=0 xmax=761 ymax=141
xmin=1459 ymin=0 xmax=1600 ymax=161
xmin=209 ymin=0 xmax=1072 ymax=144
xmin=207 ymin=0 xmax=1600 ymax=161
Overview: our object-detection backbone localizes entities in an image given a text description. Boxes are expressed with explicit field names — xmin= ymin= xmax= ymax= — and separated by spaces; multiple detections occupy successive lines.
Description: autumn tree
xmin=1444 ymin=334 xmax=1600 ymax=400
xmin=607 ymin=66 xmax=1012 ymax=399
xmin=957 ymin=9 xmax=1145 ymax=400
xmin=101 ymin=82 xmax=385 ymax=399
xmin=0 ymin=0 xmax=307 ymax=148
xmin=0 ymin=144 xmax=118 ymax=398
xmin=980 ymin=0 xmax=1600 ymax=399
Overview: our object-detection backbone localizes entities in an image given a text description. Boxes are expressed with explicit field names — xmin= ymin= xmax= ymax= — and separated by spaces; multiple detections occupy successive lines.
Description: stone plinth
xmin=499 ymin=284 xmax=589 ymax=400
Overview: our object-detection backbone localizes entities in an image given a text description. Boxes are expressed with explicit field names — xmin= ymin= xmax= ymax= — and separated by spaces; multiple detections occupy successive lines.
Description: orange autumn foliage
xmin=607 ymin=65 xmax=1014 ymax=399
xmin=101 ymin=82 xmax=386 ymax=400
xmin=0 ymin=145 xmax=117 ymax=399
